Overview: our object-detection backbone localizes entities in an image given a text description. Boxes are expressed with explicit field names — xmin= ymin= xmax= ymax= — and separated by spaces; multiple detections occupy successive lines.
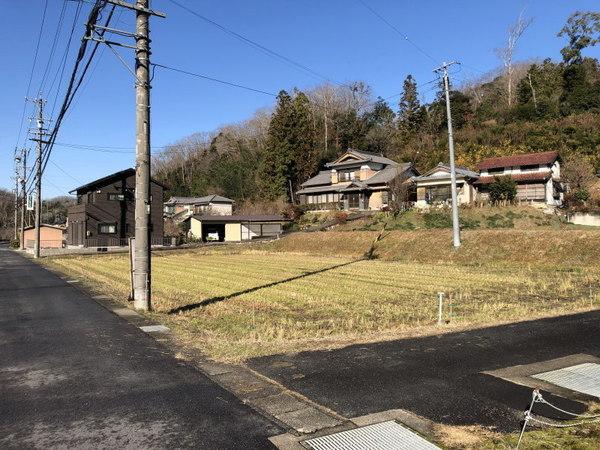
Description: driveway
xmin=0 ymin=247 xmax=280 ymax=449
xmin=249 ymin=310 xmax=600 ymax=432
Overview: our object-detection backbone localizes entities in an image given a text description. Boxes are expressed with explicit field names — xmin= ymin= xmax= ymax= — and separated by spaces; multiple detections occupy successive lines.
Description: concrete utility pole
xmin=133 ymin=0 xmax=152 ymax=311
xmin=434 ymin=62 xmax=461 ymax=248
xmin=31 ymin=98 xmax=46 ymax=259
xmin=20 ymin=149 xmax=28 ymax=250
xmin=91 ymin=0 xmax=165 ymax=310
xmin=13 ymin=150 xmax=20 ymax=241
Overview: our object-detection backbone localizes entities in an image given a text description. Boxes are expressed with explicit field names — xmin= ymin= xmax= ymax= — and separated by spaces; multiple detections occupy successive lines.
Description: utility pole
xmin=13 ymin=150 xmax=20 ymax=241
xmin=87 ymin=0 xmax=165 ymax=310
xmin=434 ymin=62 xmax=461 ymax=248
xmin=28 ymin=98 xmax=48 ymax=259
xmin=20 ymin=149 xmax=28 ymax=250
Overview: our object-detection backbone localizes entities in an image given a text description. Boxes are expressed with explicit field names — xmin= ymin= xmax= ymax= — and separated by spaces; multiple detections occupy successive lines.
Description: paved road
xmin=0 ymin=247 xmax=280 ymax=449
xmin=250 ymin=310 xmax=600 ymax=432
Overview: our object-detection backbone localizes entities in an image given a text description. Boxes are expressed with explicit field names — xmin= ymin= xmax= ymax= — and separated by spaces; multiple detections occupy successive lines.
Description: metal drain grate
xmin=533 ymin=362 xmax=600 ymax=398
xmin=304 ymin=420 xmax=440 ymax=450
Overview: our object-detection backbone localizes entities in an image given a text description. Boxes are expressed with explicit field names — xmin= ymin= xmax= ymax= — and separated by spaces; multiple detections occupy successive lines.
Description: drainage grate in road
xmin=303 ymin=420 xmax=440 ymax=450
xmin=533 ymin=363 xmax=600 ymax=398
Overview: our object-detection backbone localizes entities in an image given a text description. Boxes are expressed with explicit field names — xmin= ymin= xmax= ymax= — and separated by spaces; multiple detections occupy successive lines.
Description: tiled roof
xmin=300 ymin=171 xmax=332 ymax=188
xmin=475 ymin=172 xmax=552 ymax=185
xmin=326 ymin=149 xmax=398 ymax=168
xmin=365 ymin=163 xmax=413 ymax=185
xmin=413 ymin=163 xmax=479 ymax=182
xmin=477 ymin=151 xmax=559 ymax=170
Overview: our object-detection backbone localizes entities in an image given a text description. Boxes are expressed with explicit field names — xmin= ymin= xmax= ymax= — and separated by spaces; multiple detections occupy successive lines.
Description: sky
xmin=1 ymin=0 xmax=599 ymax=198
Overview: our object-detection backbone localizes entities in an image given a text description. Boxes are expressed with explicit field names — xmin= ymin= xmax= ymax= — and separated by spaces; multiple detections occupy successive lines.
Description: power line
xmin=47 ymin=158 xmax=84 ymax=184
xmin=357 ymin=0 xmax=439 ymax=64
xmin=166 ymin=0 xmax=344 ymax=86
xmin=152 ymin=63 xmax=277 ymax=97
xmin=14 ymin=0 xmax=49 ymax=151
xmin=38 ymin=0 xmax=68 ymax=96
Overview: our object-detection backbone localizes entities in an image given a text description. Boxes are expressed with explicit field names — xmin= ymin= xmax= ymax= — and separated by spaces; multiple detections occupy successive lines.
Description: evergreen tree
xmin=290 ymin=91 xmax=318 ymax=191
xmin=398 ymin=75 xmax=422 ymax=133
xmin=259 ymin=90 xmax=295 ymax=200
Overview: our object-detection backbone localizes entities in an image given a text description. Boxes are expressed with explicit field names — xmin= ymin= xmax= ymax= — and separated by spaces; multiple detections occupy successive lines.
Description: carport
xmin=188 ymin=214 xmax=288 ymax=242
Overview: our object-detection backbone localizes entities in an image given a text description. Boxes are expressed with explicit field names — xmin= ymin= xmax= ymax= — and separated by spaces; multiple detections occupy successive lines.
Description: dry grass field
xmin=43 ymin=234 xmax=600 ymax=361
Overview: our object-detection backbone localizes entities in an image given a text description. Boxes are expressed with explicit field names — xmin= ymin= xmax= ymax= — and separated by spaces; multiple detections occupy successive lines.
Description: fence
xmin=80 ymin=236 xmax=177 ymax=248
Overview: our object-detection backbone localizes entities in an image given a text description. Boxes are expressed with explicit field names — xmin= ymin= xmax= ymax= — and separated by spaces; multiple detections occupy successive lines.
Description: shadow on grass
xmin=167 ymin=258 xmax=364 ymax=315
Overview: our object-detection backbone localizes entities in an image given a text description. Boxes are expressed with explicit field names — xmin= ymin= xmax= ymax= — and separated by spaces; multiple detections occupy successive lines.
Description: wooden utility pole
xmin=20 ymin=149 xmax=28 ymax=250
xmin=434 ymin=62 xmax=461 ymax=248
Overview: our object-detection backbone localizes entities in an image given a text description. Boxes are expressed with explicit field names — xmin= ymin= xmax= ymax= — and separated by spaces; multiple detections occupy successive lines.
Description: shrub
xmin=423 ymin=211 xmax=452 ymax=229
xmin=282 ymin=203 xmax=304 ymax=221
xmin=485 ymin=214 xmax=514 ymax=228
xmin=9 ymin=239 xmax=20 ymax=249
xmin=573 ymin=188 xmax=590 ymax=202
xmin=489 ymin=176 xmax=517 ymax=203
xmin=460 ymin=218 xmax=481 ymax=229
xmin=334 ymin=211 xmax=348 ymax=224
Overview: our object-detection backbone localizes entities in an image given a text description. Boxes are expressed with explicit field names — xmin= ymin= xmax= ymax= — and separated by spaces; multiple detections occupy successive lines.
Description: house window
xmin=347 ymin=193 xmax=360 ymax=208
xmin=488 ymin=167 xmax=504 ymax=174
xmin=382 ymin=191 xmax=389 ymax=204
xmin=521 ymin=164 xmax=539 ymax=172
xmin=98 ymin=223 xmax=117 ymax=234
xmin=107 ymin=193 xmax=125 ymax=201
xmin=426 ymin=186 xmax=452 ymax=203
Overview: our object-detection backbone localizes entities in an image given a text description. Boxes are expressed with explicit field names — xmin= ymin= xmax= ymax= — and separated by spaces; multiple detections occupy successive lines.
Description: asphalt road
xmin=0 ymin=246 xmax=280 ymax=449
xmin=250 ymin=309 xmax=600 ymax=432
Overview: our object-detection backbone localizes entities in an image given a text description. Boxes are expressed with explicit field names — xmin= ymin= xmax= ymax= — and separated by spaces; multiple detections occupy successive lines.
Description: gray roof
xmin=300 ymin=170 xmax=332 ymax=188
xmin=364 ymin=163 xmax=414 ymax=185
xmin=326 ymin=149 xmax=398 ymax=168
xmin=165 ymin=195 xmax=234 ymax=205
xmin=413 ymin=163 xmax=479 ymax=182
xmin=191 ymin=214 xmax=288 ymax=223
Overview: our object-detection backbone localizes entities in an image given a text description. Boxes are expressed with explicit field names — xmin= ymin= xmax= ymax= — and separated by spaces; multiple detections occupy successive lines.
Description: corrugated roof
xmin=477 ymin=151 xmax=559 ymax=170
xmin=191 ymin=214 xmax=288 ymax=223
xmin=475 ymin=172 xmax=552 ymax=185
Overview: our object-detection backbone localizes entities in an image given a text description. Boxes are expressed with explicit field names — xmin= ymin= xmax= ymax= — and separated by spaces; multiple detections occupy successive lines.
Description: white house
xmin=475 ymin=151 xmax=563 ymax=206
xmin=413 ymin=164 xmax=479 ymax=207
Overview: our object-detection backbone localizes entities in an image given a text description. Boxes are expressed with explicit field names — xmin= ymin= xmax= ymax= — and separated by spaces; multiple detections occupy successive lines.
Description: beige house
xmin=23 ymin=224 xmax=65 ymax=249
xmin=185 ymin=214 xmax=288 ymax=242
xmin=413 ymin=164 xmax=479 ymax=207
xmin=296 ymin=149 xmax=418 ymax=211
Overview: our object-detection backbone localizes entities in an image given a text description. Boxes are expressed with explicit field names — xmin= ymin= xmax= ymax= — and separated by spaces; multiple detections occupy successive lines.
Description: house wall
xmin=195 ymin=203 xmax=232 ymax=215
xmin=368 ymin=191 xmax=384 ymax=209
xmin=67 ymin=174 xmax=164 ymax=246
xmin=225 ymin=223 xmax=242 ymax=242
xmin=24 ymin=227 xmax=64 ymax=248
xmin=189 ymin=217 xmax=202 ymax=238
xmin=415 ymin=179 xmax=472 ymax=206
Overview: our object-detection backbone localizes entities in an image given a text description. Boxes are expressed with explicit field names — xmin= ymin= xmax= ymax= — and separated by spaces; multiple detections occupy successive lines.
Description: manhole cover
xmin=533 ymin=363 xmax=600 ymax=398
xmin=304 ymin=420 xmax=440 ymax=450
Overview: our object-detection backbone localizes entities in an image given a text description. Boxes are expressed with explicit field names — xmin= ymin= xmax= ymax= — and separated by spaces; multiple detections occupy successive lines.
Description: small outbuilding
xmin=185 ymin=214 xmax=288 ymax=242
xmin=23 ymin=224 xmax=66 ymax=249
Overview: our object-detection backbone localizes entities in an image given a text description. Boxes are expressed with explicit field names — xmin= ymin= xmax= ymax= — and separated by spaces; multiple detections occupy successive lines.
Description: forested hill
xmin=153 ymin=11 xmax=600 ymax=208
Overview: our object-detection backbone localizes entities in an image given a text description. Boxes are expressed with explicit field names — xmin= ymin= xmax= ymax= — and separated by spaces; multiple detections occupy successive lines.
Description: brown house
xmin=67 ymin=168 xmax=165 ymax=247
xmin=23 ymin=224 xmax=65 ymax=249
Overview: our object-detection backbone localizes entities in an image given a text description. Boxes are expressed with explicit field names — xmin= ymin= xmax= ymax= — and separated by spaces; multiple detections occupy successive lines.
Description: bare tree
xmin=496 ymin=12 xmax=533 ymax=107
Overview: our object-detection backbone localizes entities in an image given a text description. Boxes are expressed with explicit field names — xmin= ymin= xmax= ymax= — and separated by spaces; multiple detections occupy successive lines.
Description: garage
xmin=186 ymin=214 xmax=288 ymax=242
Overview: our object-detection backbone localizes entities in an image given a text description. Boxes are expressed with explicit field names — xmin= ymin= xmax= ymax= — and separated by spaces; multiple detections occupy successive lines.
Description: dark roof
xmin=300 ymin=171 xmax=332 ymax=188
xmin=191 ymin=214 xmax=288 ymax=223
xmin=166 ymin=195 xmax=234 ymax=205
xmin=69 ymin=168 xmax=167 ymax=194
xmin=477 ymin=151 xmax=559 ymax=171
xmin=475 ymin=172 xmax=552 ymax=185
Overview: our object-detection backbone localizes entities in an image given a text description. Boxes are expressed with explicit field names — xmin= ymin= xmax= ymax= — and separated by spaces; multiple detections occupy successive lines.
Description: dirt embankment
xmin=268 ymin=229 xmax=600 ymax=267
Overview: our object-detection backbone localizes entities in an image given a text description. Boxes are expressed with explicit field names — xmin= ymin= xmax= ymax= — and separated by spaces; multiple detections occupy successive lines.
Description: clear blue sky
xmin=1 ymin=0 xmax=598 ymax=198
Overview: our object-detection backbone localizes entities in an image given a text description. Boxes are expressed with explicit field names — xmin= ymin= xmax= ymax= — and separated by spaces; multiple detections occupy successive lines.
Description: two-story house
xmin=164 ymin=195 xmax=234 ymax=222
xmin=295 ymin=149 xmax=418 ymax=211
xmin=67 ymin=168 xmax=165 ymax=247
xmin=475 ymin=151 xmax=563 ymax=205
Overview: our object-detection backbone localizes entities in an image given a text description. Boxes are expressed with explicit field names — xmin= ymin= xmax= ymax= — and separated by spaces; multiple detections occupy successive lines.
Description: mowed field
xmin=44 ymin=243 xmax=600 ymax=361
